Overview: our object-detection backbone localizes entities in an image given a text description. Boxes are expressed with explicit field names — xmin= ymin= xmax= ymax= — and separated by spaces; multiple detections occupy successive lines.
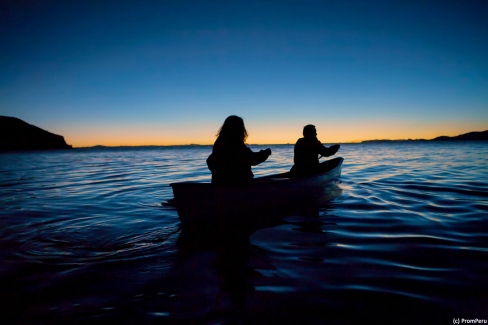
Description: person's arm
xmin=318 ymin=141 xmax=340 ymax=157
xmin=248 ymin=148 xmax=271 ymax=166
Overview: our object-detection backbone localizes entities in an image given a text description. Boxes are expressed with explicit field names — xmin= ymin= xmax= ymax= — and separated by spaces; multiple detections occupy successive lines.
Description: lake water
xmin=1 ymin=142 xmax=487 ymax=324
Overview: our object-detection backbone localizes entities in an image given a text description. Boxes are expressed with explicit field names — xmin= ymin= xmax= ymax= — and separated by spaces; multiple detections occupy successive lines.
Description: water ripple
xmin=0 ymin=143 xmax=487 ymax=323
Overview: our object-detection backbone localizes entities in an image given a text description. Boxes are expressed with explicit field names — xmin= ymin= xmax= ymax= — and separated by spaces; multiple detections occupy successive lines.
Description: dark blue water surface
xmin=1 ymin=143 xmax=487 ymax=324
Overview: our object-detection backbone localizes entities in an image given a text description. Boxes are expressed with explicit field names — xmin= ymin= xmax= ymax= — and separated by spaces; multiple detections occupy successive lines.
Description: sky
xmin=1 ymin=0 xmax=487 ymax=146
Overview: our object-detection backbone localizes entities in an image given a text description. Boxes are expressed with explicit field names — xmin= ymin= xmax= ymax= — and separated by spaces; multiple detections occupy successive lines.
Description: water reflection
xmin=168 ymin=187 xmax=342 ymax=323
xmin=1 ymin=144 xmax=487 ymax=323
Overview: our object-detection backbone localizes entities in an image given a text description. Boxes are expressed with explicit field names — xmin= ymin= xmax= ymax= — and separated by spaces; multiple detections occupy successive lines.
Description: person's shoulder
xmin=213 ymin=137 xmax=227 ymax=149
xmin=295 ymin=137 xmax=306 ymax=145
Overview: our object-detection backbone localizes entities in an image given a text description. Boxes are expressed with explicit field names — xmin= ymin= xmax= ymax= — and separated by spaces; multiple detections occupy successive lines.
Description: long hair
xmin=217 ymin=115 xmax=248 ymax=142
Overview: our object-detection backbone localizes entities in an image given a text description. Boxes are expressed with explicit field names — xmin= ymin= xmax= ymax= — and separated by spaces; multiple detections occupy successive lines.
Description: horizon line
xmin=74 ymin=141 xmax=357 ymax=148
xmin=71 ymin=129 xmax=488 ymax=148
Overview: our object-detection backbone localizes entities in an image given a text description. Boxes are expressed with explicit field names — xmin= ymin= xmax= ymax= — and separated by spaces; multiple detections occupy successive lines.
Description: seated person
xmin=290 ymin=124 xmax=340 ymax=176
xmin=207 ymin=115 xmax=271 ymax=185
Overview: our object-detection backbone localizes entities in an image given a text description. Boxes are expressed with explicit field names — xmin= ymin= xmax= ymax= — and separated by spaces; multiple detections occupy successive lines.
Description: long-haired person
xmin=207 ymin=115 xmax=271 ymax=184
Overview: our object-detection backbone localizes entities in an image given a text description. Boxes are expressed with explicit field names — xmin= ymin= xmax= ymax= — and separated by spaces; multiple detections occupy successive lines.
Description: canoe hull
xmin=170 ymin=157 xmax=343 ymax=229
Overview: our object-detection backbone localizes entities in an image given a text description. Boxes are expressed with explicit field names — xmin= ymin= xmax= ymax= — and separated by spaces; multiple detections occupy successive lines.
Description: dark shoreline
xmin=0 ymin=116 xmax=72 ymax=151
xmin=361 ymin=130 xmax=488 ymax=143
xmin=33 ymin=139 xmax=488 ymax=151
xmin=77 ymin=130 xmax=488 ymax=148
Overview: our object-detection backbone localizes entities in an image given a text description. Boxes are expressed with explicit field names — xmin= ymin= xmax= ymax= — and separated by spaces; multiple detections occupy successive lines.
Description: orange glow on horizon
xmin=60 ymin=119 xmax=488 ymax=148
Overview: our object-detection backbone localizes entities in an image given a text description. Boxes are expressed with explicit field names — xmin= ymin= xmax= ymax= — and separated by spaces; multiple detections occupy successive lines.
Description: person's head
xmin=303 ymin=124 xmax=317 ymax=139
xmin=217 ymin=115 xmax=248 ymax=142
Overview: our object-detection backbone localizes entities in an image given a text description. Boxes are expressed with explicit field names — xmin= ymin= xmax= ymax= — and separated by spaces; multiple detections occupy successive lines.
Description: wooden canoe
xmin=170 ymin=157 xmax=343 ymax=229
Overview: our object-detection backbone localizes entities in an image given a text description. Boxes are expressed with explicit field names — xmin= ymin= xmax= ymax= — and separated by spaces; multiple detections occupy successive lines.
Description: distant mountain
xmin=0 ymin=116 xmax=72 ymax=151
xmin=431 ymin=130 xmax=488 ymax=141
xmin=361 ymin=139 xmax=428 ymax=143
xmin=362 ymin=130 xmax=488 ymax=143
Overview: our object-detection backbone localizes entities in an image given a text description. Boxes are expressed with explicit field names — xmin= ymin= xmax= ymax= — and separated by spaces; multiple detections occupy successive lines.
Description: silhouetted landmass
xmin=0 ymin=116 xmax=72 ymax=151
xmin=362 ymin=130 xmax=488 ymax=143
xmin=431 ymin=130 xmax=488 ymax=141
xmin=77 ymin=144 xmax=212 ymax=149
xmin=361 ymin=139 xmax=428 ymax=143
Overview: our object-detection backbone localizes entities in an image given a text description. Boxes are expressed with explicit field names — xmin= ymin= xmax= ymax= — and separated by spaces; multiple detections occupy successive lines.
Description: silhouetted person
xmin=207 ymin=115 xmax=271 ymax=185
xmin=290 ymin=124 xmax=340 ymax=176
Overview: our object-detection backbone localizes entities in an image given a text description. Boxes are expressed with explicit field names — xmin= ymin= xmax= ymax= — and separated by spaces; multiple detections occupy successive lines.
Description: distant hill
xmin=362 ymin=130 xmax=488 ymax=143
xmin=431 ymin=130 xmax=488 ymax=141
xmin=0 ymin=116 xmax=72 ymax=151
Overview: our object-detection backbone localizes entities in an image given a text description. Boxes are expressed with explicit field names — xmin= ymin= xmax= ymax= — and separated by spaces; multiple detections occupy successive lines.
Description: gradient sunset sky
xmin=1 ymin=0 xmax=487 ymax=146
